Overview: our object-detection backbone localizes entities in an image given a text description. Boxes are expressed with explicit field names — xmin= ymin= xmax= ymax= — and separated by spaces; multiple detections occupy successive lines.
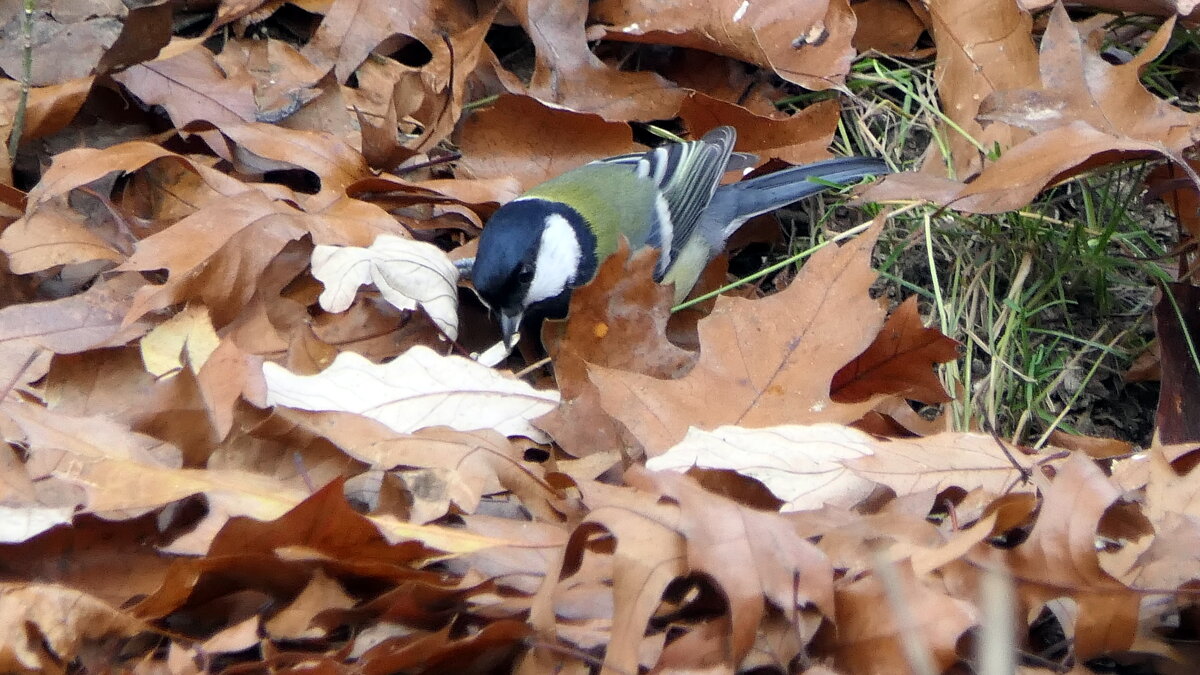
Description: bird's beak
xmin=500 ymin=311 xmax=523 ymax=350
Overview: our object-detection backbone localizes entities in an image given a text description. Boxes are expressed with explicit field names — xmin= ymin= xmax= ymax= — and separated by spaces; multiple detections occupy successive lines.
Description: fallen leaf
xmin=1144 ymin=445 xmax=1200 ymax=529
xmin=492 ymin=0 xmax=686 ymax=120
xmin=360 ymin=618 xmax=530 ymax=673
xmin=645 ymin=424 xmax=877 ymax=511
xmin=263 ymin=347 xmax=560 ymax=440
xmin=1154 ymin=282 xmax=1200 ymax=444
xmin=846 ymin=432 xmax=1039 ymax=496
xmin=278 ymin=409 xmax=564 ymax=522
xmin=0 ymin=583 xmax=152 ymax=672
xmin=0 ymin=505 xmax=74 ymax=544
xmin=113 ymin=38 xmax=256 ymax=131
xmin=456 ymin=95 xmax=640 ymax=192
xmin=568 ymin=480 xmax=686 ymax=674
xmin=991 ymin=9 xmax=1197 ymax=153
xmin=1124 ymin=512 xmax=1200 ymax=591
xmin=13 ymin=76 xmax=94 ymax=142
xmin=301 ymin=0 xmax=465 ymax=83
xmin=116 ymin=189 xmax=308 ymax=326
xmin=539 ymin=244 xmax=694 ymax=458
xmin=925 ymin=0 xmax=1038 ymax=178
xmin=1020 ymin=0 xmax=1199 ymax=15
xmin=0 ymin=8 xmax=122 ymax=86
xmin=589 ymin=216 xmax=887 ymax=455
xmin=869 ymin=6 xmax=1200 ymax=213
xmin=0 ymin=274 xmax=152 ymax=394
xmin=630 ymin=467 xmax=835 ymax=662
xmin=821 ymin=559 xmax=976 ymax=675
xmin=24 ymin=141 xmax=242 ymax=213
xmin=217 ymin=38 xmax=330 ymax=131
xmin=264 ymin=569 xmax=356 ymax=640
xmin=311 ymin=234 xmax=459 ymax=340
xmin=1146 ymin=159 xmax=1200 ymax=245
xmin=218 ymin=122 xmax=372 ymax=192
xmin=593 ymin=0 xmax=858 ymax=92
xmin=678 ymin=93 xmax=843 ymax=165
xmin=139 ymin=305 xmax=221 ymax=378
xmin=832 ymin=295 xmax=959 ymax=404
xmin=851 ymin=0 xmax=930 ymax=56
xmin=1046 ymin=429 xmax=1134 ymax=460
xmin=995 ymin=452 xmax=1139 ymax=659
xmin=0 ymin=200 xmax=125 ymax=274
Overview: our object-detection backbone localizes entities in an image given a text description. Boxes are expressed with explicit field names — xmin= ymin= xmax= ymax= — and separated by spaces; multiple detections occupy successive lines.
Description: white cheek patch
xmin=524 ymin=213 xmax=582 ymax=306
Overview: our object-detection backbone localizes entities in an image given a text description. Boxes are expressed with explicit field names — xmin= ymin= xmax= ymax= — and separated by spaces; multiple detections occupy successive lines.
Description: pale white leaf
xmin=646 ymin=424 xmax=878 ymax=511
xmin=845 ymin=433 xmax=1037 ymax=496
xmin=311 ymin=235 xmax=459 ymax=340
xmin=262 ymin=346 xmax=558 ymax=441
xmin=0 ymin=505 xmax=74 ymax=543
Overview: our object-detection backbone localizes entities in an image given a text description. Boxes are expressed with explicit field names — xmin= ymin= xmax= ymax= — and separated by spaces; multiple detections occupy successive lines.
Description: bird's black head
xmin=471 ymin=199 xmax=595 ymax=331
xmin=472 ymin=200 xmax=545 ymax=316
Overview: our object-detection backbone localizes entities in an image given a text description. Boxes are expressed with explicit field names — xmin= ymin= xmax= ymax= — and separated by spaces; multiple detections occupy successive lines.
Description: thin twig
xmin=514 ymin=356 xmax=551 ymax=378
xmin=7 ymin=0 xmax=34 ymax=160
xmin=395 ymin=151 xmax=462 ymax=175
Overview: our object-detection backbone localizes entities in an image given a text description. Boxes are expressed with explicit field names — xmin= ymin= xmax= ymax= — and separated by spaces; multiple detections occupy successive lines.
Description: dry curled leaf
xmin=311 ymin=234 xmax=460 ymax=340
xmin=263 ymin=347 xmax=560 ymax=441
xmin=589 ymin=216 xmax=888 ymax=455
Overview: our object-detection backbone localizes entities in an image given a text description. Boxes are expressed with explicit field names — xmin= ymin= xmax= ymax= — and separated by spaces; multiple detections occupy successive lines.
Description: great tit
xmin=466 ymin=126 xmax=889 ymax=347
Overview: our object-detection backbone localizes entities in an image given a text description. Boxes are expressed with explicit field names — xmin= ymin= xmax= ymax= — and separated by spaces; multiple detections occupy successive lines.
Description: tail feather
xmin=702 ymin=156 xmax=888 ymax=240
xmin=728 ymin=157 xmax=890 ymax=218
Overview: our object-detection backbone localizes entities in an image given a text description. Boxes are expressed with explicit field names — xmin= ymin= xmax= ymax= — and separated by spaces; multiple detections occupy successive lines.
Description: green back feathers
xmin=524 ymin=164 xmax=657 ymax=263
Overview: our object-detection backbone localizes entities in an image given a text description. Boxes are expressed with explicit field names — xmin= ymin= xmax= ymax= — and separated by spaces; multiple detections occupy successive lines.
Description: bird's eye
xmin=516 ymin=263 xmax=535 ymax=284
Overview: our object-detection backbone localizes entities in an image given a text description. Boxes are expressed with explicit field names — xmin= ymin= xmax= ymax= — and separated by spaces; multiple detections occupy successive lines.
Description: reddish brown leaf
xmin=205 ymin=478 xmax=431 ymax=563
xmin=1046 ymin=429 xmax=1134 ymax=460
xmin=832 ymin=296 xmax=959 ymax=404
xmin=678 ymin=94 xmax=844 ymax=165
xmin=1155 ymin=282 xmax=1200 ymax=443
xmin=19 ymin=76 xmax=94 ymax=141
xmin=492 ymin=0 xmax=686 ymax=120
xmin=593 ymin=0 xmax=858 ymax=92
xmin=852 ymin=0 xmax=931 ymax=57
xmin=457 ymin=95 xmax=640 ymax=193
xmin=1146 ymin=159 xmax=1200 ymax=246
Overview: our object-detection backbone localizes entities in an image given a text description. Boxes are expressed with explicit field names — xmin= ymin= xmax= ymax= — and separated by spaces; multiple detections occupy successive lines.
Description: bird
xmin=463 ymin=126 xmax=889 ymax=347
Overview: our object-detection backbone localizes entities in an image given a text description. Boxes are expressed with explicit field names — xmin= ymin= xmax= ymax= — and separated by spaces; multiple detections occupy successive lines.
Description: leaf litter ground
xmin=0 ymin=1 xmax=1199 ymax=673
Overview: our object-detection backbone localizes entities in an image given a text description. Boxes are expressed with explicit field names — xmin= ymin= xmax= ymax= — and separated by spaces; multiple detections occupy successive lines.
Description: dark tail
xmin=724 ymin=156 xmax=890 ymax=225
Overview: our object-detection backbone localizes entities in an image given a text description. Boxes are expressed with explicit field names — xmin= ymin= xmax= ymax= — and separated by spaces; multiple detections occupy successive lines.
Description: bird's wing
xmin=595 ymin=127 xmax=736 ymax=271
